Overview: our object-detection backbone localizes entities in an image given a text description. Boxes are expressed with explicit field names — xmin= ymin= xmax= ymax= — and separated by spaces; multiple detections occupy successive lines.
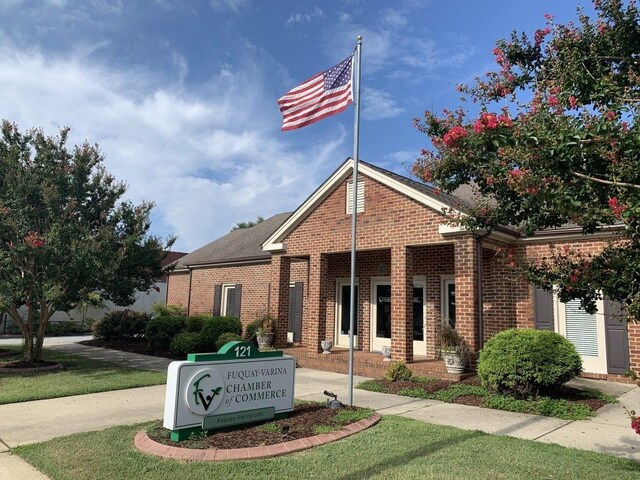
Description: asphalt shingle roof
xmin=174 ymin=212 xmax=291 ymax=269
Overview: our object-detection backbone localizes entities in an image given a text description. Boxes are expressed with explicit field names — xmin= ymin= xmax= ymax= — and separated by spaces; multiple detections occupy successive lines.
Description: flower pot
xmin=442 ymin=351 xmax=465 ymax=374
xmin=256 ymin=333 xmax=274 ymax=351
xmin=381 ymin=345 xmax=392 ymax=362
xmin=320 ymin=340 xmax=333 ymax=354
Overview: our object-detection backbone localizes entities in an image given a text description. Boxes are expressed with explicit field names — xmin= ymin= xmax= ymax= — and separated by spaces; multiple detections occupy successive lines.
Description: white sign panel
xmin=163 ymin=355 xmax=296 ymax=431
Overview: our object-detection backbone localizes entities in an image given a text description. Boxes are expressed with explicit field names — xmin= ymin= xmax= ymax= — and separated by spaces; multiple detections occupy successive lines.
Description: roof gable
xmin=262 ymin=158 xmax=466 ymax=251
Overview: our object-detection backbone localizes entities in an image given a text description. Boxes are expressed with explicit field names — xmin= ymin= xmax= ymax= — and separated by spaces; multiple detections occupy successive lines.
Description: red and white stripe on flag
xmin=278 ymin=55 xmax=353 ymax=131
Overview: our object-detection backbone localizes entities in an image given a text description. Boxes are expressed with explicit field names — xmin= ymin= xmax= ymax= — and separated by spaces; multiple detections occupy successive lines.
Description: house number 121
xmin=234 ymin=345 xmax=251 ymax=358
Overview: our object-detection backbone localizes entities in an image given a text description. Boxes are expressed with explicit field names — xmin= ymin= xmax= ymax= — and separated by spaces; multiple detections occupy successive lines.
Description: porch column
xmin=391 ymin=246 xmax=413 ymax=362
xmin=454 ymin=236 xmax=479 ymax=352
xmin=269 ymin=254 xmax=290 ymax=348
xmin=305 ymin=253 xmax=328 ymax=354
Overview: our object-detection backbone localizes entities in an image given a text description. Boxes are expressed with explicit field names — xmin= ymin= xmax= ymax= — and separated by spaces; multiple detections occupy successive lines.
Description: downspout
xmin=186 ymin=268 xmax=193 ymax=316
xmin=476 ymin=236 xmax=485 ymax=350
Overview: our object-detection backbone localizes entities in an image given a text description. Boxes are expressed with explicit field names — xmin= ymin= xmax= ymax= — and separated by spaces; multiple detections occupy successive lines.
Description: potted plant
xmin=255 ymin=314 xmax=276 ymax=351
xmin=436 ymin=322 xmax=469 ymax=374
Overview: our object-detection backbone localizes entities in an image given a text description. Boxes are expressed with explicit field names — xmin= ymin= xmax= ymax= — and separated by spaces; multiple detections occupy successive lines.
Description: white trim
xmin=370 ymin=276 xmax=392 ymax=352
xmin=335 ymin=277 xmax=359 ymax=348
xmin=440 ymin=275 xmax=455 ymax=327
xmin=220 ymin=283 xmax=236 ymax=317
xmin=413 ymin=275 xmax=427 ymax=356
xmin=262 ymin=158 xmax=465 ymax=251
xmin=188 ymin=259 xmax=271 ymax=268
xmin=554 ymin=293 xmax=608 ymax=374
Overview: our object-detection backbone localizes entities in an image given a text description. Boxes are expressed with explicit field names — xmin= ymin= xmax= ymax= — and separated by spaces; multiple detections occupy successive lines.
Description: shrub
xmin=244 ymin=319 xmax=263 ymax=342
xmin=186 ymin=314 xmax=213 ymax=333
xmin=385 ymin=361 xmax=413 ymax=382
xmin=216 ymin=332 xmax=242 ymax=350
xmin=145 ymin=316 xmax=186 ymax=351
xmin=152 ymin=303 xmax=186 ymax=320
xmin=477 ymin=329 xmax=582 ymax=399
xmin=200 ymin=316 xmax=242 ymax=350
xmin=170 ymin=332 xmax=205 ymax=357
xmin=93 ymin=310 xmax=151 ymax=341
xmin=45 ymin=321 xmax=90 ymax=336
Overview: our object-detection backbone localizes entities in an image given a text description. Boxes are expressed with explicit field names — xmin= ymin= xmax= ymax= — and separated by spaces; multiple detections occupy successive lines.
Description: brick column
xmin=391 ymin=246 xmax=413 ymax=362
xmin=305 ymin=253 xmax=328 ymax=354
xmin=454 ymin=236 xmax=479 ymax=353
xmin=269 ymin=254 xmax=290 ymax=348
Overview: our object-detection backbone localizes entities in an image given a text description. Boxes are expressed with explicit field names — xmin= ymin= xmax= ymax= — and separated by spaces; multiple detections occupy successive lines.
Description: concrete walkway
xmin=1 ymin=340 xmax=639 ymax=479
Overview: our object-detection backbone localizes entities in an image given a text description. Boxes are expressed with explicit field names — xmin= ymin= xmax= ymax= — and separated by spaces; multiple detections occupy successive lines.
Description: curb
xmin=135 ymin=413 xmax=381 ymax=461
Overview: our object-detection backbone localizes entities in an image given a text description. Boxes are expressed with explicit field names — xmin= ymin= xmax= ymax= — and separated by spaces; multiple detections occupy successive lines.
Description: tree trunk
xmin=7 ymin=306 xmax=34 ymax=362
xmin=34 ymin=304 xmax=52 ymax=362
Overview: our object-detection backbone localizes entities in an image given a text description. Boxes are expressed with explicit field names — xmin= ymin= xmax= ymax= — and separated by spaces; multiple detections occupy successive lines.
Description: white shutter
xmin=564 ymin=299 xmax=598 ymax=357
xmin=346 ymin=180 xmax=365 ymax=214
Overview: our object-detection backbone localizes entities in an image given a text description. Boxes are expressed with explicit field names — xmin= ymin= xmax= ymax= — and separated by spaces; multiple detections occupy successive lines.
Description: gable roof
xmin=262 ymin=158 xmax=469 ymax=251
xmin=175 ymin=212 xmax=292 ymax=269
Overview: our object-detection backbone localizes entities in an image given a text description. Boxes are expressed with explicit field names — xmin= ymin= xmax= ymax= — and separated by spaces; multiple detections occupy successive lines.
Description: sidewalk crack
xmin=532 ymin=420 xmax=574 ymax=441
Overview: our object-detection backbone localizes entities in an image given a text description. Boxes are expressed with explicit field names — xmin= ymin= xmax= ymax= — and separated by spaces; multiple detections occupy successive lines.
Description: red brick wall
xmin=166 ymin=271 xmax=190 ymax=309
xmin=168 ymin=263 xmax=272 ymax=331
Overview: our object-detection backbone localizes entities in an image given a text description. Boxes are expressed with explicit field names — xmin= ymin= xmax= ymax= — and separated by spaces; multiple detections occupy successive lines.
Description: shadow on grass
xmin=335 ymin=429 xmax=483 ymax=480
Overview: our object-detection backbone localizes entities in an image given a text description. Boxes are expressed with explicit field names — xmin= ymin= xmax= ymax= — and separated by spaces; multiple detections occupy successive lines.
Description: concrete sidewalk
xmin=1 ymin=342 xmax=639 ymax=479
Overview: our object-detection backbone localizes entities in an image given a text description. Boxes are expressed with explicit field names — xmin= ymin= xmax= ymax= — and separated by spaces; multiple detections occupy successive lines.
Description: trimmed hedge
xmin=477 ymin=329 xmax=582 ymax=399
xmin=201 ymin=316 xmax=242 ymax=350
xmin=216 ymin=332 xmax=242 ymax=351
xmin=170 ymin=332 xmax=205 ymax=357
xmin=93 ymin=310 xmax=151 ymax=341
xmin=186 ymin=314 xmax=213 ymax=333
xmin=145 ymin=316 xmax=185 ymax=351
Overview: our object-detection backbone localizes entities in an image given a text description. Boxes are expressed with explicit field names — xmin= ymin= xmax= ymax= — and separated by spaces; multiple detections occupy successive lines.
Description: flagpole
xmin=348 ymin=35 xmax=362 ymax=407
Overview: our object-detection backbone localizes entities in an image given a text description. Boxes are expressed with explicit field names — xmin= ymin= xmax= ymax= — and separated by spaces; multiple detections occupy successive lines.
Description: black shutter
xmin=293 ymin=282 xmax=303 ymax=343
xmin=533 ymin=287 xmax=554 ymax=330
xmin=604 ymin=298 xmax=630 ymax=374
xmin=234 ymin=284 xmax=242 ymax=320
xmin=212 ymin=284 xmax=222 ymax=316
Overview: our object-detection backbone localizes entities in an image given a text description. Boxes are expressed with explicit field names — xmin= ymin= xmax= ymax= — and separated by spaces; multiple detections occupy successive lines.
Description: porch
xmin=282 ymin=345 xmax=472 ymax=381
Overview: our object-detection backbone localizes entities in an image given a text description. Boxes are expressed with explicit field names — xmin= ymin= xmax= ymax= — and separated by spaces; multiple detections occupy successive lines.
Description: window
xmin=441 ymin=276 xmax=456 ymax=328
xmin=219 ymin=284 xmax=242 ymax=318
xmin=346 ymin=180 xmax=365 ymax=214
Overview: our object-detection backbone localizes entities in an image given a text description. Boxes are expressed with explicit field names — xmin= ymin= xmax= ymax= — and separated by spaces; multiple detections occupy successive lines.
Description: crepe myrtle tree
xmin=0 ymin=121 xmax=174 ymax=363
xmin=413 ymin=0 xmax=640 ymax=319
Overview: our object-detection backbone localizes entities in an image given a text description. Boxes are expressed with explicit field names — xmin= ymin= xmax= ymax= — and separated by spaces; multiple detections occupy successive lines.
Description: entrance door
xmin=413 ymin=278 xmax=426 ymax=355
xmin=287 ymin=282 xmax=303 ymax=343
xmin=371 ymin=278 xmax=391 ymax=351
xmin=336 ymin=279 xmax=358 ymax=348
xmin=556 ymin=296 xmax=608 ymax=374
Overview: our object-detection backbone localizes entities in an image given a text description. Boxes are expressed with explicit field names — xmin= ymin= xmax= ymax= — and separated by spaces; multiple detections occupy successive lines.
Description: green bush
xmin=45 ymin=321 xmax=90 ymax=336
xmin=216 ymin=332 xmax=242 ymax=350
xmin=152 ymin=303 xmax=186 ymax=320
xmin=145 ymin=316 xmax=186 ymax=351
xmin=244 ymin=319 xmax=263 ymax=342
xmin=170 ymin=332 xmax=205 ymax=357
xmin=186 ymin=314 xmax=213 ymax=333
xmin=93 ymin=310 xmax=151 ymax=341
xmin=385 ymin=361 xmax=413 ymax=382
xmin=200 ymin=316 xmax=242 ymax=350
xmin=477 ymin=329 xmax=582 ymax=399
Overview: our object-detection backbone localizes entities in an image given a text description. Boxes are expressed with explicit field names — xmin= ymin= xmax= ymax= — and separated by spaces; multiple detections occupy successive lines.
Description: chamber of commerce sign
xmin=163 ymin=341 xmax=295 ymax=440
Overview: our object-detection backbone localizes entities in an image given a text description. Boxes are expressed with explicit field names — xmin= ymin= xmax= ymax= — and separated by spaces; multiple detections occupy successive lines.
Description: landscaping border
xmin=0 ymin=362 xmax=64 ymax=374
xmin=134 ymin=413 xmax=381 ymax=461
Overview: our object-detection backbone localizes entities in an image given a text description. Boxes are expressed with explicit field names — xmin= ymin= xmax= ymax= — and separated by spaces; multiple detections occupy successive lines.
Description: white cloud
xmin=286 ymin=6 xmax=325 ymax=26
xmin=209 ymin=0 xmax=249 ymax=13
xmin=0 ymin=42 xmax=347 ymax=251
xmin=361 ymin=87 xmax=403 ymax=120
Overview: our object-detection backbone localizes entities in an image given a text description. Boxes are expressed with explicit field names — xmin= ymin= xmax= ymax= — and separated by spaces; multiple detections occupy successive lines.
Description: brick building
xmin=167 ymin=158 xmax=634 ymax=381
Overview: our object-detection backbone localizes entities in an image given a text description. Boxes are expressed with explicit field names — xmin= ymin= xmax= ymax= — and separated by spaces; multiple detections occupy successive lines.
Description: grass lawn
xmin=14 ymin=416 xmax=640 ymax=480
xmin=0 ymin=346 xmax=166 ymax=404
xmin=357 ymin=377 xmax=617 ymax=420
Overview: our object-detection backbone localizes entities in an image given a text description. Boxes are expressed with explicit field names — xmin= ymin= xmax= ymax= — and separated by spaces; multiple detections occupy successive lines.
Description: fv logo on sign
xmin=185 ymin=368 xmax=225 ymax=415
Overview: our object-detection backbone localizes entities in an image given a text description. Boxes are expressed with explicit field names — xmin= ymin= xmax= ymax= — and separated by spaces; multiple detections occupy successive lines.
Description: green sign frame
xmin=187 ymin=341 xmax=282 ymax=363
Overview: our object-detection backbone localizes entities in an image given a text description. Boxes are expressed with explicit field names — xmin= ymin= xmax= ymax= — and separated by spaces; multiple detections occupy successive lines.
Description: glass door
xmin=413 ymin=279 xmax=426 ymax=355
xmin=336 ymin=280 xmax=358 ymax=348
xmin=371 ymin=278 xmax=391 ymax=351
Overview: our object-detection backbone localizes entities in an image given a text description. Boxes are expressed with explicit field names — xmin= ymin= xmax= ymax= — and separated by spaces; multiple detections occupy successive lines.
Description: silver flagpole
xmin=348 ymin=35 xmax=362 ymax=406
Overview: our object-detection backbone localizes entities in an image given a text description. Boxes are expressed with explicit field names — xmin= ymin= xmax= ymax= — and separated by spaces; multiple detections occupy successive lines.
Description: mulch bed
xmin=373 ymin=378 xmax=454 ymax=394
xmin=80 ymin=339 xmax=180 ymax=360
xmin=147 ymin=403 xmax=368 ymax=450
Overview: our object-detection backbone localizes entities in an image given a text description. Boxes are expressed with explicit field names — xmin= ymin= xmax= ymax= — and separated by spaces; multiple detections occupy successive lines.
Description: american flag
xmin=278 ymin=55 xmax=353 ymax=131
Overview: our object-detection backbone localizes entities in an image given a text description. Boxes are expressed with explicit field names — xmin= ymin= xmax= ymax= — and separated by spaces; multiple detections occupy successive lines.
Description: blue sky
xmin=0 ymin=0 xmax=598 ymax=252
